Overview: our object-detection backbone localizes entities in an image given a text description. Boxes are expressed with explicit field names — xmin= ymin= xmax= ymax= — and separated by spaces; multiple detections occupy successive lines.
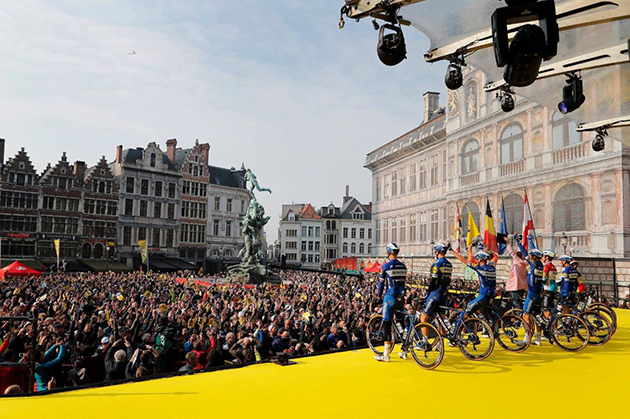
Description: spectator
xmin=179 ymin=352 xmax=198 ymax=373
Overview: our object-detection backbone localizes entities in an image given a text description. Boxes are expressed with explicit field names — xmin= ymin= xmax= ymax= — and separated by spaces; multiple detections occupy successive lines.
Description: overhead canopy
xmin=383 ymin=0 xmax=630 ymax=143
xmin=0 ymin=261 xmax=41 ymax=280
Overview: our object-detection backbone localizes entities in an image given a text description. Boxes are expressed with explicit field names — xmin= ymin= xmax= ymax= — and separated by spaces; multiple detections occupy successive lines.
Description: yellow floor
xmin=5 ymin=310 xmax=630 ymax=419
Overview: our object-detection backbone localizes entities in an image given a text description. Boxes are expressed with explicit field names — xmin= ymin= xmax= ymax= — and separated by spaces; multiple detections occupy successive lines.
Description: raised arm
xmin=449 ymin=249 xmax=468 ymax=265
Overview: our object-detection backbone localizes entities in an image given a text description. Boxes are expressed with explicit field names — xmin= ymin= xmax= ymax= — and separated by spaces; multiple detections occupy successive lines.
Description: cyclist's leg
xmin=543 ymin=290 xmax=555 ymax=319
xmin=465 ymin=294 xmax=488 ymax=316
xmin=511 ymin=290 xmax=524 ymax=310
xmin=377 ymin=295 xmax=395 ymax=361
xmin=421 ymin=292 xmax=441 ymax=336
xmin=522 ymin=292 xmax=536 ymax=335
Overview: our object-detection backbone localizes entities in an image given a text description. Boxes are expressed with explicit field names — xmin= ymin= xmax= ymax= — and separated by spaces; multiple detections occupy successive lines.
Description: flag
xmin=466 ymin=208 xmax=481 ymax=247
xmin=483 ymin=198 xmax=498 ymax=253
xmin=497 ymin=198 xmax=508 ymax=255
xmin=522 ymin=191 xmax=535 ymax=251
xmin=138 ymin=240 xmax=148 ymax=264
xmin=455 ymin=204 xmax=463 ymax=253
xmin=54 ymin=239 xmax=60 ymax=258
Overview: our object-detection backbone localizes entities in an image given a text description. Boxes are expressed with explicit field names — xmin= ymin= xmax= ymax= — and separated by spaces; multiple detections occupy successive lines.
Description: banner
xmin=497 ymin=198 xmax=508 ymax=255
xmin=138 ymin=240 xmax=148 ymax=264
xmin=54 ymin=239 xmax=60 ymax=258
xmin=483 ymin=198 xmax=498 ymax=253
xmin=466 ymin=208 xmax=481 ymax=248
xmin=522 ymin=191 xmax=535 ymax=251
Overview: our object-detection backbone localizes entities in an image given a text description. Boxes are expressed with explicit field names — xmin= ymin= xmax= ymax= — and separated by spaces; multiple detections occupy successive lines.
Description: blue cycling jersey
xmin=517 ymin=241 xmax=545 ymax=294
xmin=378 ymin=259 xmax=407 ymax=298
xmin=560 ymin=266 xmax=579 ymax=296
xmin=468 ymin=263 xmax=496 ymax=297
xmin=428 ymin=257 xmax=453 ymax=295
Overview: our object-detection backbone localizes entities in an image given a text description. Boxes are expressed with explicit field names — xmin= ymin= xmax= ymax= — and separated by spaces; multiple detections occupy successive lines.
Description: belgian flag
xmin=483 ymin=198 xmax=498 ymax=253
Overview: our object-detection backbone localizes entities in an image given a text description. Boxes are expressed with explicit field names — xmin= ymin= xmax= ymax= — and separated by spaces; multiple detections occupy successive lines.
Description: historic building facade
xmin=366 ymin=69 xmax=630 ymax=258
xmin=176 ymin=140 xmax=210 ymax=267
xmin=110 ymin=141 xmax=182 ymax=267
xmin=206 ymin=165 xmax=250 ymax=272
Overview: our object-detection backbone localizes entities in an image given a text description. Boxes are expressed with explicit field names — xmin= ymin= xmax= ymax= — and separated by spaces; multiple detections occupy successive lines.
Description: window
xmin=227 ymin=199 xmax=232 ymax=212
xmin=308 ymin=241 xmax=314 ymax=251
xmin=419 ymin=162 xmax=426 ymax=189
xmin=301 ymin=241 xmax=307 ymax=251
xmin=214 ymin=196 xmax=221 ymax=211
xmin=139 ymin=201 xmax=148 ymax=217
xmin=226 ymin=221 xmax=232 ymax=237
xmin=391 ymin=219 xmax=397 ymax=242
xmin=442 ymin=207 xmax=447 ymax=240
xmin=400 ymin=218 xmax=406 ymax=242
xmin=241 ymin=200 xmax=245 ymax=214
xmin=141 ymin=179 xmax=149 ymax=195
xmin=384 ymin=175 xmax=390 ymax=199
xmin=352 ymin=212 xmax=364 ymax=220
xmin=126 ymin=177 xmax=134 ymax=193
xmin=152 ymin=228 xmax=160 ymax=247
xmin=351 ymin=228 xmax=357 ymax=239
xmin=376 ymin=177 xmax=381 ymax=201
xmin=308 ymin=226 xmax=314 ymax=236
xmin=315 ymin=227 xmax=320 ymax=237
xmin=166 ymin=230 xmax=174 ymax=247
xmin=368 ymin=228 xmax=372 ymax=240
xmin=419 ymin=212 xmax=427 ymax=242
xmin=383 ymin=219 xmax=389 ymax=243
xmin=315 ymin=242 xmax=320 ymax=251
xmin=307 ymin=254 xmax=313 ymax=263
xmin=138 ymin=227 xmax=146 ymax=241
xmin=442 ymin=151 xmax=447 ymax=183
xmin=504 ymin=194 xmax=524 ymax=234
xmin=360 ymin=228 xmax=365 ymax=239
xmin=343 ymin=243 xmax=348 ymax=254
xmin=410 ymin=214 xmax=417 ymax=242
xmin=98 ymin=181 xmax=105 ymax=194
xmin=107 ymin=201 xmax=118 ymax=216
xmin=314 ymin=254 xmax=320 ymax=263
xmin=351 ymin=243 xmax=357 ymax=254
xmin=124 ymin=199 xmax=134 ymax=216
xmin=69 ymin=199 xmax=79 ymax=212
xmin=213 ymin=220 xmax=220 ymax=236
xmin=123 ymin=226 xmax=132 ymax=245
xmin=410 ymin=164 xmax=417 ymax=191
xmin=154 ymin=202 xmax=162 ymax=218
xmin=391 ymin=171 xmax=398 ymax=196
xmin=461 ymin=140 xmax=480 ymax=175
xmin=430 ymin=155 xmax=438 ymax=186
xmin=400 ymin=167 xmax=406 ymax=194
xmin=552 ymin=113 xmax=580 ymax=149
xmin=155 ymin=181 xmax=163 ymax=197
xmin=150 ymin=153 xmax=156 ymax=167
xmin=359 ymin=243 xmax=364 ymax=254
xmin=500 ymin=124 xmax=524 ymax=164
xmin=43 ymin=196 xmax=54 ymax=209
xmin=167 ymin=203 xmax=175 ymax=219
xmin=55 ymin=198 xmax=67 ymax=211
xmin=286 ymin=229 xmax=297 ymax=237
xmin=430 ymin=209 xmax=439 ymax=241
xmin=553 ymin=184 xmax=585 ymax=232
xmin=286 ymin=241 xmax=297 ymax=249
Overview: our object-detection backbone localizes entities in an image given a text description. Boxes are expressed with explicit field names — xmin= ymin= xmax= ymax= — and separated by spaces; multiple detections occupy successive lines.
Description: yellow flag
xmin=138 ymin=240 xmax=148 ymax=264
xmin=466 ymin=209 xmax=481 ymax=247
xmin=54 ymin=239 xmax=60 ymax=258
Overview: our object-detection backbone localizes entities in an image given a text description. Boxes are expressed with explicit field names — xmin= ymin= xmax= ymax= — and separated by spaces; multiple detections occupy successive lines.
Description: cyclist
xmin=542 ymin=250 xmax=558 ymax=321
xmin=374 ymin=243 xmax=407 ymax=362
xmin=515 ymin=236 xmax=545 ymax=345
xmin=571 ymin=259 xmax=586 ymax=294
xmin=559 ymin=255 xmax=579 ymax=314
xmin=449 ymin=245 xmax=497 ymax=317
xmin=420 ymin=243 xmax=453 ymax=336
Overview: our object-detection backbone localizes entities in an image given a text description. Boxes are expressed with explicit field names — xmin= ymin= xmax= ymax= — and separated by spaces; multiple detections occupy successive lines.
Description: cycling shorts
xmin=465 ymin=294 xmax=492 ymax=315
xmin=542 ymin=290 xmax=556 ymax=311
xmin=423 ymin=291 xmax=445 ymax=316
xmin=382 ymin=294 xmax=404 ymax=322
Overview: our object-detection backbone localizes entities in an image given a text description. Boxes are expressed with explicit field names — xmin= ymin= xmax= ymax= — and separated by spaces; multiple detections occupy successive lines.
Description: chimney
xmin=166 ymin=138 xmax=177 ymax=164
xmin=345 ymin=185 xmax=350 ymax=197
xmin=200 ymin=143 xmax=210 ymax=166
xmin=0 ymin=138 xmax=5 ymax=166
xmin=423 ymin=91 xmax=440 ymax=122
xmin=116 ymin=145 xmax=123 ymax=163
xmin=74 ymin=161 xmax=86 ymax=180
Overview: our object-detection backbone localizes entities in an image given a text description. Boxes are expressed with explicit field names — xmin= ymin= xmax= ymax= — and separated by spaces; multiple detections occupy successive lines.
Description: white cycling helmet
xmin=386 ymin=243 xmax=399 ymax=254
xmin=558 ymin=255 xmax=572 ymax=262
xmin=474 ymin=251 xmax=490 ymax=261
xmin=529 ymin=249 xmax=543 ymax=259
xmin=543 ymin=250 xmax=556 ymax=259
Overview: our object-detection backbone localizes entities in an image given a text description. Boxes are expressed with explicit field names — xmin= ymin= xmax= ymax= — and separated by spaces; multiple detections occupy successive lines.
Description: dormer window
xmin=288 ymin=212 xmax=296 ymax=221
xmin=351 ymin=206 xmax=365 ymax=220
xmin=150 ymin=153 xmax=156 ymax=167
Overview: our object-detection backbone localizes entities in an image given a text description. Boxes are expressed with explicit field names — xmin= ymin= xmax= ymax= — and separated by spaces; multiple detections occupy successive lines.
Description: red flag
xmin=483 ymin=198 xmax=498 ymax=253
xmin=522 ymin=191 xmax=535 ymax=251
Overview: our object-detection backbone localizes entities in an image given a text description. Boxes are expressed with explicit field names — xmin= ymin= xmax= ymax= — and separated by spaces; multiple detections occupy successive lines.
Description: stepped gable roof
xmin=40 ymin=152 xmax=80 ymax=187
xmin=208 ymin=165 xmax=246 ymax=189
xmin=0 ymin=147 xmax=39 ymax=182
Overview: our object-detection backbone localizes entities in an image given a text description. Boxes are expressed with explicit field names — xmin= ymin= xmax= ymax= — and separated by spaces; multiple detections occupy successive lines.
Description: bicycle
xmin=580 ymin=293 xmax=617 ymax=335
xmin=475 ymin=298 xmax=532 ymax=353
xmin=506 ymin=304 xmax=590 ymax=352
xmin=429 ymin=303 xmax=495 ymax=361
xmin=367 ymin=308 xmax=444 ymax=370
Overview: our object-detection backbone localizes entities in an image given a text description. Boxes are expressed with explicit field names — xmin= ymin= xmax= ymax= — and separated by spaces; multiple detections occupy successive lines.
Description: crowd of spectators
xmin=0 ymin=267 xmax=624 ymax=395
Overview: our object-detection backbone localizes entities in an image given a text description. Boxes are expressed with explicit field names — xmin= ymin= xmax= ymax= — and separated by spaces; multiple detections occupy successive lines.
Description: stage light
xmin=558 ymin=74 xmax=585 ymax=114
xmin=377 ymin=24 xmax=406 ymax=66
xmin=445 ymin=63 xmax=463 ymax=90
xmin=592 ymin=134 xmax=605 ymax=152
xmin=500 ymin=91 xmax=515 ymax=112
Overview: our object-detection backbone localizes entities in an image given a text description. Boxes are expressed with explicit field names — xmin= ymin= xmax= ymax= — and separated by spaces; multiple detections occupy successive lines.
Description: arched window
xmin=461 ymin=201 xmax=480 ymax=235
xmin=552 ymin=113 xmax=580 ymax=149
xmin=367 ymin=244 xmax=372 ymax=254
xmin=351 ymin=243 xmax=357 ymax=254
xmin=212 ymin=248 xmax=220 ymax=257
xmin=500 ymin=124 xmax=524 ymax=164
xmin=503 ymin=193 xmax=524 ymax=234
xmin=93 ymin=243 xmax=104 ymax=259
xmin=150 ymin=153 xmax=156 ymax=167
xmin=342 ymin=243 xmax=348 ymax=254
xmin=224 ymin=249 xmax=232 ymax=257
xmin=461 ymin=139 xmax=480 ymax=175
xmin=326 ymin=220 xmax=331 ymax=229
xmin=359 ymin=243 xmax=365 ymax=254
xmin=553 ymin=184 xmax=585 ymax=232
xmin=331 ymin=221 xmax=336 ymax=230
xmin=98 ymin=181 xmax=105 ymax=193
xmin=81 ymin=243 xmax=91 ymax=259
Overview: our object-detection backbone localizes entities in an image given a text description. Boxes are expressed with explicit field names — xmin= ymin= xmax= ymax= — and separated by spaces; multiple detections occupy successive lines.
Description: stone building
xmin=206 ymin=165 xmax=250 ymax=273
xmin=80 ymin=156 xmax=119 ymax=261
xmin=176 ymin=140 xmax=210 ymax=267
xmin=110 ymin=141 xmax=181 ymax=268
xmin=0 ymin=142 xmax=39 ymax=260
xmin=365 ymin=67 xmax=630 ymax=273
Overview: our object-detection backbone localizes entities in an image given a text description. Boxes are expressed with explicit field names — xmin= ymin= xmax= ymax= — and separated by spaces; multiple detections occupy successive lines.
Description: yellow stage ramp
xmin=6 ymin=310 xmax=630 ymax=419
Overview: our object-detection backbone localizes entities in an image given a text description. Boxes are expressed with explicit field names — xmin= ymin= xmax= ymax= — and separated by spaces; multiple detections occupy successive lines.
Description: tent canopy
xmin=0 ymin=261 xmax=42 ymax=280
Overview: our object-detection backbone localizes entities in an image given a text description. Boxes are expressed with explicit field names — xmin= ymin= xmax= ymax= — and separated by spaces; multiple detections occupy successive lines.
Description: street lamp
xmin=561 ymin=232 xmax=568 ymax=255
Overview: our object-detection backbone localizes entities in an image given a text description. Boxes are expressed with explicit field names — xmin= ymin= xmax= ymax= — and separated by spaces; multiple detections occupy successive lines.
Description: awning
xmin=0 ymin=259 xmax=46 ymax=271
xmin=163 ymin=258 xmax=198 ymax=270
xmin=79 ymin=259 xmax=133 ymax=273
xmin=148 ymin=258 xmax=179 ymax=272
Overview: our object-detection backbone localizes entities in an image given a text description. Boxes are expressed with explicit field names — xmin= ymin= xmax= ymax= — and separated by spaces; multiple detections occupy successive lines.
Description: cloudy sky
xmin=0 ymin=0 xmax=445 ymax=241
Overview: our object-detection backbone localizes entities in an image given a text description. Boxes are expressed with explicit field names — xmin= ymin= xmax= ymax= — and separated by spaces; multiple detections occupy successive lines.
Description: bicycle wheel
xmin=504 ymin=308 xmax=524 ymax=318
xmin=494 ymin=314 xmax=531 ymax=353
xmin=366 ymin=314 xmax=395 ymax=355
xmin=588 ymin=306 xmax=617 ymax=335
xmin=551 ymin=314 xmax=590 ymax=352
xmin=409 ymin=322 xmax=444 ymax=370
xmin=588 ymin=303 xmax=617 ymax=323
xmin=580 ymin=310 xmax=612 ymax=346
xmin=456 ymin=318 xmax=495 ymax=361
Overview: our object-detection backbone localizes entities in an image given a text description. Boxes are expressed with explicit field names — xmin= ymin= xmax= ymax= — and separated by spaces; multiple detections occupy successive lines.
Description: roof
xmin=208 ymin=165 xmax=246 ymax=189
xmin=122 ymin=146 xmax=178 ymax=171
xmin=299 ymin=203 xmax=320 ymax=219
xmin=340 ymin=197 xmax=372 ymax=221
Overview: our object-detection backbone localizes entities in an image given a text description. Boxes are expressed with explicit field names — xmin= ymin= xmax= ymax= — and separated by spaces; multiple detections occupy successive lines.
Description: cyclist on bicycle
xmin=374 ymin=243 xmax=407 ymax=362
xmin=542 ymin=250 xmax=558 ymax=321
xmin=559 ymin=255 xmax=579 ymax=314
xmin=571 ymin=259 xmax=586 ymax=294
xmin=449 ymin=246 xmax=497 ymax=316
xmin=420 ymin=243 xmax=453 ymax=334
xmin=515 ymin=236 xmax=545 ymax=345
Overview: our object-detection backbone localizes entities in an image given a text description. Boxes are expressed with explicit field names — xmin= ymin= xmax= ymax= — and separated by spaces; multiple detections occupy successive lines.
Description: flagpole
xmin=524 ymin=188 xmax=540 ymax=248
